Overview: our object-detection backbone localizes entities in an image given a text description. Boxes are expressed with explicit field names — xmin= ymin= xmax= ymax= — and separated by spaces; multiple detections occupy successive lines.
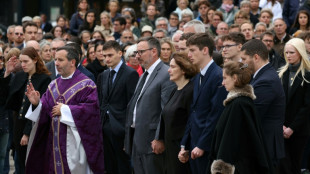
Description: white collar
xmin=61 ymin=71 xmax=75 ymax=79
xmin=200 ymin=59 xmax=214 ymax=76
xmin=146 ymin=59 xmax=161 ymax=75
xmin=253 ymin=62 xmax=269 ymax=78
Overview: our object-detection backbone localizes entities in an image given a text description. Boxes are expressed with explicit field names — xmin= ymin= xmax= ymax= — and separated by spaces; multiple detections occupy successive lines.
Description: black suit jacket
xmin=251 ymin=63 xmax=286 ymax=161
xmin=41 ymin=22 xmax=53 ymax=33
xmin=282 ymin=70 xmax=310 ymax=136
xmin=97 ymin=62 xmax=139 ymax=137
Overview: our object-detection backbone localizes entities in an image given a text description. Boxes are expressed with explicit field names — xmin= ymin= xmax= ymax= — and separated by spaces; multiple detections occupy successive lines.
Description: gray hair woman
xmin=39 ymin=40 xmax=52 ymax=63
xmin=125 ymin=44 xmax=143 ymax=76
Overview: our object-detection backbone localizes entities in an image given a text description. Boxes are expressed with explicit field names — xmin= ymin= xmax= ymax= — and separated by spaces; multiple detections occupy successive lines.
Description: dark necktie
xmin=128 ymin=71 xmax=149 ymax=121
xmin=108 ymin=70 xmax=116 ymax=93
xmin=200 ymin=73 xmax=204 ymax=87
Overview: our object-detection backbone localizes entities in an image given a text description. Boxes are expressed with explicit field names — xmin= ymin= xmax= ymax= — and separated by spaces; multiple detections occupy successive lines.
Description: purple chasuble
xmin=25 ymin=70 xmax=104 ymax=174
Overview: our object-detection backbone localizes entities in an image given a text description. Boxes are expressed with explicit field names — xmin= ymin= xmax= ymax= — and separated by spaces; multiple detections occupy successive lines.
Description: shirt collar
xmin=61 ymin=71 xmax=75 ymax=79
xmin=200 ymin=59 xmax=214 ymax=76
xmin=110 ymin=60 xmax=123 ymax=73
xmin=253 ymin=62 xmax=269 ymax=78
xmin=146 ymin=59 xmax=161 ymax=75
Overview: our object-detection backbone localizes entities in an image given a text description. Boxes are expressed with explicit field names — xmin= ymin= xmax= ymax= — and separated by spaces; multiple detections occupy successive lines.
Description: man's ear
xmin=118 ymin=50 xmax=123 ymax=57
xmin=253 ymin=54 xmax=260 ymax=62
xmin=203 ymin=46 xmax=209 ymax=56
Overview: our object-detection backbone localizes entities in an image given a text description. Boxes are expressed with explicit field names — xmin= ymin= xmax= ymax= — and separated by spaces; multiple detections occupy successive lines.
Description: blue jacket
xmin=251 ymin=63 xmax=285 ymax=161
xmin=181 ymin=62 xmax=227 ymax=152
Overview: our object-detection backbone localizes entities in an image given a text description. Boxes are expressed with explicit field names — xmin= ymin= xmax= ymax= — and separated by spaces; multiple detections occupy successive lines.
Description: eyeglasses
xmin=262 ymin=39 xmax=273 ymax=43
xmin=15 ymin=32 xmax=23 ymax=36
xmin=221 ymin=44 xmax=238 ymax=49
xmin=134 ymin=48 xmax=153 ymax=56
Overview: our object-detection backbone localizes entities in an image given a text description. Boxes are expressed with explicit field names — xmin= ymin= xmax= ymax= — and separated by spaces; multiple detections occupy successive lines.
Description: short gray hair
xmin=56 ymin=46 xmax=79 ymax=67
xmin=255 ymin=22 xmax=267 ymax=31
xmin=7 ymin=25 xmax=16 ymax=33
xmin=138 ymin=36 xmax=161 ymax=57
xmin=181 ymin=9 xmax=194 ymax=20
xmin=153 ymin=29 xmax=167 ymax=37
xmin=183 ymin=20 xmax=206 ymax=33
xmin=155 ymin=17 xmax=168 ymax=27
xmin=124 ymin=44 xmax=137 ymax=61
xmin=39 ymin=40 xmax=51 ymax=53
xmin=172 ymin=30 xmax=183 ymax=41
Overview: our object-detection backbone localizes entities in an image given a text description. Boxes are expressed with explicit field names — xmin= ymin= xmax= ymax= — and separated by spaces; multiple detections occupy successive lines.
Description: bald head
xmin=26 ymin=40 xmax=40 ymax=54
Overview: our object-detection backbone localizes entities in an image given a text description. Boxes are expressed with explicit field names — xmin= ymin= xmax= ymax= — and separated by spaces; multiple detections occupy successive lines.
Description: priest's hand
xmin=284 ymin=127 xmax=294 ymax=139
xmin=191 ymin=147 xmax=204 ymax=159
xmin=178 ymin=148 xmax=189 ymax=163
xmin=25 ymin=83 xmax=40 ymax=106
xmin=52 ymin=102 xmax=63 ymax=117
xmin=20 ymin=134 xmax=29 ymax=146
xmin=151 ymin=140 xmax=165 ymax=154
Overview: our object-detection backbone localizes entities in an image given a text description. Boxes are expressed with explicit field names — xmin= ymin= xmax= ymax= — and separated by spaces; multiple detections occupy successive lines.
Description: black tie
xmin=108 ymin=70 xmax=116 ymax=92
xmin=128 ymin=71 xmax=149 ymax=121
xmin=200 ymin=73 xmax=204 ymax=86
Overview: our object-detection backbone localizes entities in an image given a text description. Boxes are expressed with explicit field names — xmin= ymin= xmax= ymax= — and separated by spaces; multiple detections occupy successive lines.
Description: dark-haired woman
xmin=156 ymin=52 xmax=198 ymax=174
xmin=79 ymin=9 xmax=96 ymax=34
xmin=207 ymin=61 xmax=273 ymax=174
xmin=289 ymin=10 xmax=310 ymax=37
xmin=86 ymin=41 xmax=107 ymax=82
xmin=70 ymin=0 xmax=89 ymax=36
xmin=2 ymin=47 xmax=51 ymax=173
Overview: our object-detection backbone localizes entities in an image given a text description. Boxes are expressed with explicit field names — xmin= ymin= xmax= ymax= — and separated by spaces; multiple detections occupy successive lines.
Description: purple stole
xmin=48 ymin=79 xmax=91 ymax=174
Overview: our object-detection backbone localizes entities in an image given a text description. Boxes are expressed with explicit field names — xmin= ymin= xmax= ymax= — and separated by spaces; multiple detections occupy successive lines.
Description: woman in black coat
xmin=156 ymin=52 xmax=198 ymax=174
xmin=208 ymin=62 xmax=273 ymax=174
xmin=278 ymin=38 xmax=310 ymax=174
xmin=2 ymin=47 xmax=51 ymax=173
xmin=86 ymin=41 xmax=107 ymax=82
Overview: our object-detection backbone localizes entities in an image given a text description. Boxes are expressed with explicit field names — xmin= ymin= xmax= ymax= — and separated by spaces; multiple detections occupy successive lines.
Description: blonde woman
xmin=278 ymin=38 xmax=310 ymax=174
xmin=94 ymin=11 xmax=114 ymax=37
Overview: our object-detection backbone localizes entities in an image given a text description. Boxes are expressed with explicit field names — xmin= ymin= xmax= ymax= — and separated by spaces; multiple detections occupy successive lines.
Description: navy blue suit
xmin=250 ymin=63 xmax=285 ymax=164
xmin=181 ymin=61 xmax=227 ymax=174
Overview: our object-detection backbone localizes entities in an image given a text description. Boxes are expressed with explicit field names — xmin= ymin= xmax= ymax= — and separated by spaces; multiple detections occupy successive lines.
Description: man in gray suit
xmin=45 ymin=38 xmax=66 ymax=79
xmin=124 ymin=37 xmax=175 ymax=174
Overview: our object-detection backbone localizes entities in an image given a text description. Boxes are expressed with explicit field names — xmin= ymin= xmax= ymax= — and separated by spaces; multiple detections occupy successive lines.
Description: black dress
xmin=158 ymin=81 xmax=193 ymax=174
xmin=207 ymin=85 xmax=273 ymax=174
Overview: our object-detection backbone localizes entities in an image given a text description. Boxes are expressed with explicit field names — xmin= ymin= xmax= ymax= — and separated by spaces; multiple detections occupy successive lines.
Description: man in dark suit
xmin=97 ymin=41 xmax=139 ymax=174
xmin=124 ymin=37 xmax=175 ymax=174
xmin=179 ymin=33 xmax=227 ymax=174
xmin=40 ymin=14 xmax=53 ymax=33
xmin=241 ymin=39 xmax=286 ymax=169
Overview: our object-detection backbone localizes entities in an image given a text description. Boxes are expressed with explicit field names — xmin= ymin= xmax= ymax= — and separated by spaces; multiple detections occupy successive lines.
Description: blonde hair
xmin=279 ymin=38 xmax=310 ymax=84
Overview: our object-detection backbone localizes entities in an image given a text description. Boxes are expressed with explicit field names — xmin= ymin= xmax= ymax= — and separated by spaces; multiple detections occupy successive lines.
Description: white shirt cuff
xmin=25 ymin=102 xmax=42 ymax=122
xmin=60 ymin=104 xmax=76 ymax=127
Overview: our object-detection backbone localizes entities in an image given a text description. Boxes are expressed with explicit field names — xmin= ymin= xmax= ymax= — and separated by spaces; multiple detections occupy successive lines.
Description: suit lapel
xmin=51 ymin=61 xmax=56 ymax=79
xmin=138 ymin=61 xmax=163 ymax=101
xmin=109 ymin=63 xmax=124 ymax=96
xmin=192 ymin=62 xmax=215 ymax=106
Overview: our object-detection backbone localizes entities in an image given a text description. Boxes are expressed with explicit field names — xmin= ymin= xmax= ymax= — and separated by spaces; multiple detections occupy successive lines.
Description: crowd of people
xmin=0 ymin=0 xmax=310 ymax=173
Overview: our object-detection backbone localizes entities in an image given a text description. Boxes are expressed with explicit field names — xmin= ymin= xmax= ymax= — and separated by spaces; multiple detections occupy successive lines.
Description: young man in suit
xmin=124 ymin=36 xmax=175 ymax=174
xmin=179 ymin=33 xmax=227 ymax=174
xmin=97 ymin=40 xmax=139 ymax=174
xmin=241 ymin=39 xmax=286 ymax=170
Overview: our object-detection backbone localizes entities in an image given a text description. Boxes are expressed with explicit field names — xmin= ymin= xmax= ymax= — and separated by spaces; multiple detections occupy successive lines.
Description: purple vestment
xmin=25 ymin=70 xmax=104 ymax=174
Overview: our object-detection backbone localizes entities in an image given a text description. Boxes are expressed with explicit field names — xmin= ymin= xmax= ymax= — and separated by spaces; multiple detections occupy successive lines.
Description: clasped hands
xmin=178 ymin=147 xmax=204 ymax=163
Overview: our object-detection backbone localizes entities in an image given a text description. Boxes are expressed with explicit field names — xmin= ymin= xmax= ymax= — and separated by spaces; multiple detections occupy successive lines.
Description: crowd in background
xmin=0 ymin=0 xmax=310 ymax=173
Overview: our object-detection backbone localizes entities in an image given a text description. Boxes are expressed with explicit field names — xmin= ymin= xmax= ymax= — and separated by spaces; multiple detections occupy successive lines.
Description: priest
xmin=24 ymin=46 xmax=104 ymax=174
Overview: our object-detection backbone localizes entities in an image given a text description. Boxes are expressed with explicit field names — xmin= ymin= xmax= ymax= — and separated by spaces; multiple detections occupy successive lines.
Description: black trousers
xmin=102 ymin=120 xmax=131 ymax=174
xmin=278 ymin=135 xmax=309 ymax=174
